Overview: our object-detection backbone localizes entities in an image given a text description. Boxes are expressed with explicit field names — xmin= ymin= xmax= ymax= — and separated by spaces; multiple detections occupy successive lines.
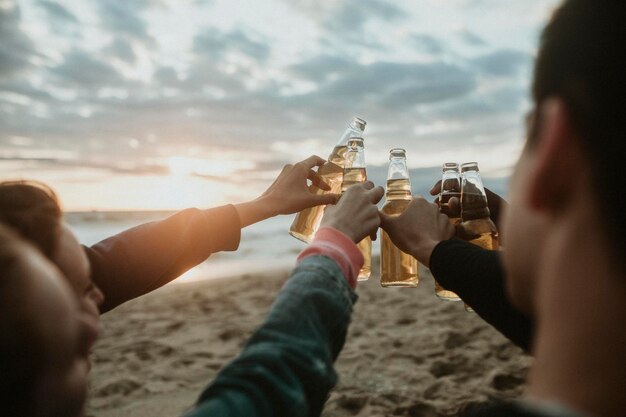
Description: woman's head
xmin=0 ymin=181 xmax=104 ymax=321
xmin=0 ymin=225 xmax=98 ymax=417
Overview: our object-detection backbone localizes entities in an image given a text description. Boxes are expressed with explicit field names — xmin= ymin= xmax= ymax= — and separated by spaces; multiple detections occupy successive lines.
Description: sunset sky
xmin=0 ymin=0 xmax=559 ymax=210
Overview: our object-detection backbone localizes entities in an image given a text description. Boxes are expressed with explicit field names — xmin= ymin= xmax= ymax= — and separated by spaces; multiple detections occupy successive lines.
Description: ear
xmin=526 ymin=98 xmax=584 ymax=214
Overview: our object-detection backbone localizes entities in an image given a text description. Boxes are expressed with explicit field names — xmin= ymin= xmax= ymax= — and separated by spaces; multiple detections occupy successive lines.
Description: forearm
xmin=88 ymin=205 xmax=241 ymax=313
xmin=233 ymin=196 xmax=279 ymax=228
xmin=430 ymin=239 xmax=534 ymax=352
xmin=187 ymin=256 xmax=357 ymax=417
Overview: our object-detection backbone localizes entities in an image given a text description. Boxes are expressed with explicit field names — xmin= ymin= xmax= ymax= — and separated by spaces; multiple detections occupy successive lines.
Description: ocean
xmin=66 ymin=169 xmax=508 ymax=284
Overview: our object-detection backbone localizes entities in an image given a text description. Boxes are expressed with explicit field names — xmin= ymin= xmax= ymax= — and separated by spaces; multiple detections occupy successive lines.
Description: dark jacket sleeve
xmin=430 ymin=239 xmax=534 ymax=352
xmin=85 ymin=205 xmax=241 ymax=313
xmin=185 ymin=255 xmax=358 ymax=417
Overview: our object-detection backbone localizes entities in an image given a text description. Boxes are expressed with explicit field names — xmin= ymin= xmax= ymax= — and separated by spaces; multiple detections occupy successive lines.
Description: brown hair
xmin=531 ymin=0 xmax=626 ymax=268
xmin=0 ymin=181 xmax=62 ymax=259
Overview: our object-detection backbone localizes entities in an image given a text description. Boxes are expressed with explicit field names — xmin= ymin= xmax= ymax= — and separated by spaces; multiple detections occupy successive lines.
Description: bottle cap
xmin=389 ymin=148 xmax=406 ymax=159
xmin=461 ymin=162 xmax=479 ymax=172
xmin=351 ymin=117 xmax=367 ymax=131
xmin=443 ymin=162 xmax=459 ymax=172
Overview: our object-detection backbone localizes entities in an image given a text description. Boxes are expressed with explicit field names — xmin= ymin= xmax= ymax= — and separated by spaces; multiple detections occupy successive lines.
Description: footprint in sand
xmin=429 ymin=360 xmax=456 ymax=378
xmin=491 ymin=373 xmax=525 ymax=391
xmin=165 ymin=320 xmax=185 ymax=331
xmin=394 ymin=402 xmax=440 ymax=417
xmin=444 ymin=332 xmax=469 ymax=349
xmin=336 ymin=394 xmax=368 ymax=415
xmin=95 ymin=378 xmax=142 ymax=397
xmin=396 ymin=316 xmax=416 ymax=326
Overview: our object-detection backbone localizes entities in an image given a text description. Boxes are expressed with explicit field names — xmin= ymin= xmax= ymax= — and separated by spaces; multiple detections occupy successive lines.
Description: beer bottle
xmin=380 ymin=148 xmax=418 ymax=287
xmin=435 ymin=163 xmax=461 ymax=300
xmin=341 ymin=136 xmax=371 ymax=281
xmin=289 ymin=117 xmax=367 ymax=243
xmin=458 ymin=162 xmax=499 ymax=311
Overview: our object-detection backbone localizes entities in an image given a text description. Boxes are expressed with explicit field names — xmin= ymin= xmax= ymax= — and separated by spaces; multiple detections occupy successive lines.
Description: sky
xmin=0 ymin=0 xmax=560 ymax=210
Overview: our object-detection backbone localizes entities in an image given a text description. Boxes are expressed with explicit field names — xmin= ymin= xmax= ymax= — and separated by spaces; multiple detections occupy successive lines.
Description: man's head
xmin=503 ymin=0 xmax=626 ymax=312
xmin=0 ymin=225 xmax=98 ymax=417
xmin=0 ymin=181 xmax=104 ymax=320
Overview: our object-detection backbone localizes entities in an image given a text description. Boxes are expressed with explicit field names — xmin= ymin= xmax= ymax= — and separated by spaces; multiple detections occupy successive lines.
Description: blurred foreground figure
xmin=381 ymin=1 xmax=626 ymax=416
xmin=0 ymin=225 xmax=97 ymax=417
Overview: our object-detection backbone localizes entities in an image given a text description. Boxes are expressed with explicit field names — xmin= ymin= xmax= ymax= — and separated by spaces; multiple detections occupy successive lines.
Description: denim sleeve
xmin=185 ymin=255 xmax=358 ymax=417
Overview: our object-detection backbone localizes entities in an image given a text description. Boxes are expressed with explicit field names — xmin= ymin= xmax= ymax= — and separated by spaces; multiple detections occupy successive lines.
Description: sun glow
xmin=166 ymin=156 xmax=255 ymax=178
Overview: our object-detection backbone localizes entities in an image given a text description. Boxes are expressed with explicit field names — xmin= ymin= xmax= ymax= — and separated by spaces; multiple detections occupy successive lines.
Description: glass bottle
xmin=289 ymin=117 xmax=367 ymax=243
xmin=458 ymin=162 xmax=499 ymax=312
xmin=435 ymin=163 xmax=461 ymax=300
xmin=341 ymin=136 xmax=371 ymax=281
xmin=380 ymin=149 xmax=418 ymax=287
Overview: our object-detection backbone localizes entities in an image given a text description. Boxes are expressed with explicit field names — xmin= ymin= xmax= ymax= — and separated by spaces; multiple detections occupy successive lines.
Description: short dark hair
xmin=532 ymin=0 xmax=626 ymax=267
xmin=0 ymin=181 xmax=62 ymax=259
xmin=0 ymin=225 xmax=46 ymax=417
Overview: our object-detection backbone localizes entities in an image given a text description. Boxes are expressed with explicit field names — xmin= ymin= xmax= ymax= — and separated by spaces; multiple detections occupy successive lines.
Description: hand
xmin=379 ymin=196 xmax=454 ymax=267
xmin=429 ymin=181 xmax=508 ymax=231
xmin=261 ymin=155 xmax=340 ymax=216
xmin=235 ymin=155 xmax=339 ymax=228
xmin=321 ymin=181 xmax=384 ymax=243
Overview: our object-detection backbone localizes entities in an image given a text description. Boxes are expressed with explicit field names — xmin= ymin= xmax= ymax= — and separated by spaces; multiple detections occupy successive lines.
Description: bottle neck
xmin=386 ymin=157 xmax=411 ymax=200
xmin=337 ymin=121 xmax=366 ymax=147
xmin=461 ymin=171 xmax=490 ymax=221
xmin=387 ymin=157 xmax=409 ymax=180
xmin=345 ymin=139 xmax=365 ymax=169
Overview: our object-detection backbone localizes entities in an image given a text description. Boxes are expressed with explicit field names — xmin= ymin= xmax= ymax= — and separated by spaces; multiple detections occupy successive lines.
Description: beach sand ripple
xmin=87 ymin=259 xmax=530 ymax=417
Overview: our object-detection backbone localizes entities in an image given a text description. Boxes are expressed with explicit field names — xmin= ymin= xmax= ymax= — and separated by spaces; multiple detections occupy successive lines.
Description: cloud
xmin=411 ymin=34 xmax=445 ymax=55
xmin=1 ymin=0 xmax=544 ymax=205
xmin=51 ymin=50 xmax=127 ymax=88
xmin=289 ymin=54 xmax=358 ymax=83
xmin=103 ymin=38 xmax=137 ymax=64
xmin=193 ymin=28 xmax=270 ymax=62
xmin=472 ymin=49 xmax=531 ymax=77
xmin=283 ymin=0 xmax=407 ymax=50
xmin=457 ymin=29 xmax=487 ymax=47
xmin=326 ymin=0 xmax=406 ymax=32
xmin=37 ymin=1 xmax=78 ymax=24
xmin=97 ymin=0 xmax=155 ymax=47
xmin=0 ymin=3 xmax=37 ymax=80
xmin=288 ymin=58 xmax=476 ymax=113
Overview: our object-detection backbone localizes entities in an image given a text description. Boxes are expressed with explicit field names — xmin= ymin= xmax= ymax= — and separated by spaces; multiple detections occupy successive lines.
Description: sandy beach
xmin=86 ymin=257 xmax=531 ymax=417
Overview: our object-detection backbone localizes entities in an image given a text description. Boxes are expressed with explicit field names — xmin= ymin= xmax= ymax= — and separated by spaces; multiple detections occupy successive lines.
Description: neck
xmin=528 ymin=203 xmax=626 ymax=417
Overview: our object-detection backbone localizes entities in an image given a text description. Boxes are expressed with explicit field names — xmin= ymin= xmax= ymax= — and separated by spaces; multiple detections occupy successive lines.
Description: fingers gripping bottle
xmin=435 ymin=163 xmax=462 ymax=300
xmin=458 ymin=162 xmax=499 ymax=312
xmin=289 ymin=117 xmax=367 ymax=243
xmin=380 ymin=149 xmax=419 ymax=287
xmin=341 ymin=136 xmax=371 ymax=281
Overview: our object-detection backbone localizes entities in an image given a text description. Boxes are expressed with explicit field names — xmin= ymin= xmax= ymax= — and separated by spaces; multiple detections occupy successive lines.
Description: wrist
xmin=320 ymin=219 xmax=357 ymax=243
xmin=254 ymin=194 xmax=281 ymax=217
xmin=411 ymin=239 xmax=441 ymax=268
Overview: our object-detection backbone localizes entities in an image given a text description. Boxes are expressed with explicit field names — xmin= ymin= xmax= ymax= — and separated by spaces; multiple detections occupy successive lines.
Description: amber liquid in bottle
xmin=289 ymin=145 xmax=348 ymax=243
xmin=459 ymin=187 xmax=499 ymax=311
xmin=435 ymin=190 xmax=461 ymax=300
xmin=341 ymin=167 xmax=371 ymax=280
xmin=381 ymin=179 xmax=418 ymax=287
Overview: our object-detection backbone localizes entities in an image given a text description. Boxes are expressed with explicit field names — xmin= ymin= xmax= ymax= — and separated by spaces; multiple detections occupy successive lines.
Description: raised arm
xmin=85 ymin=205 xmax=241 ymax=313
xmin=187 ymin=183 xmax=384 ymax=417
xmin=380 ymin=197 xmax=533 ymax=352
xmin=429 ymin=239 xmax=533 ymax=351
xmin=87 ymin=155 xmax=340 ymax=313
